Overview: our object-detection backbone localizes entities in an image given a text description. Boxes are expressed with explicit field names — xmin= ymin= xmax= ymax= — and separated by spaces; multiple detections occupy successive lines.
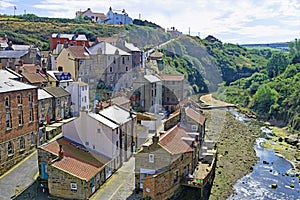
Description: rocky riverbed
xmin=204 ymin=109 xmax=262 ymax=200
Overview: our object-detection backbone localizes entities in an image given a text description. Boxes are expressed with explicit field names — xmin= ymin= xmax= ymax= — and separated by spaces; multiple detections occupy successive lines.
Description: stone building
xmin=38 ymin=137 xmax=112 ymax=199
xmin=43 ymin=87 xmax=71 ymax=121
xmin=158 ymin=74 xmax=187 ymax=112
xmin=37 ymin=89 xmax=53 ymax=144
xmin=0 ymin=69 xmax=38 ymax=175
xmin=133 ymin=74 xmax=162 ymax=113
xmin=135 ymin=125 xmax=199 ymax=199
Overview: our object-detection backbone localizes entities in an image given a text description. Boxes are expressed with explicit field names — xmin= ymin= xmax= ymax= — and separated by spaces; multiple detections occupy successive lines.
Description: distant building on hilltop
xmin=75 ymin=8 xmax=107 ymax=23
xmin=105 ymin=7 xmax=133 ymax=25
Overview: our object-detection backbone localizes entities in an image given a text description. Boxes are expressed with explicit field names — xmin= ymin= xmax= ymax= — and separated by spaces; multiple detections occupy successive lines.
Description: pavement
xmin=0 ymin=151 xmax=38 ymax=200
xmin=91 ymin=157 xmax=142 ymax=200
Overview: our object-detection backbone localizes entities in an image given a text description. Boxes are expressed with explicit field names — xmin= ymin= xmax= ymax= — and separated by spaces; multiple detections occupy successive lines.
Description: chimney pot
xmin=58 ymin=144 xmax=64 ymax=159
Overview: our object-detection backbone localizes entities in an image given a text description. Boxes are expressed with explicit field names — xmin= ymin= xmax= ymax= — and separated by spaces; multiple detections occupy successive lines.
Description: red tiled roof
xmin=159 ymin=125 xmax=194 ymax=154
xmin=68 ymin=46 xmax=89 ymax=59
xmin=185 ymin=107 xmax=206 ymax=126
xmin=158 ymin=74 xmax=185 ymax=81
xmin=41 ymin=137 xmax=110 ymax=181
xmin=22 ymin=71 xmax=47 ymax=84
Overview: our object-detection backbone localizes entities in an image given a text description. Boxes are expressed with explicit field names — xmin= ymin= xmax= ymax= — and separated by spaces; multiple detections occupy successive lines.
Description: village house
xmin=132 ymin=74 xmax=162 ymax=113
xmin=105 ymin=7 xmax=133 ymax=25
xmin=43 ymin=87 xmax=71 ymax=121
xmin=50 ymin=32 xmax=89 ymax=51
xmin=135 ymin=125 xmax=199 ymax=200
xmin=65 ymin=81 xmax=89 ymax=117
xmin=85 ymin=41 xmax=133 ymax=91
xmin=46 ymin=70 xmax=73 ymax=88
xmin=56 ymin=46 xmax=90 ymax=81
xmin=98 ymin=105 xmax=137 ymax=161
xmin=37 ymin=89 xmax=53 ymax=144
xmin=38 ymin=136 xmax=112 ymax=199
xmin=0 ymin=69 xmax=38 ymax=175
xmin=0 ymin=48 xmax=41 ymax=70
xmin=158 ymin=74 xmax=186 ymax=112
xmin=116 ymin=40 xmax=142 ymax=69
xmin=75 ymin=8 xmax=107 ymax=23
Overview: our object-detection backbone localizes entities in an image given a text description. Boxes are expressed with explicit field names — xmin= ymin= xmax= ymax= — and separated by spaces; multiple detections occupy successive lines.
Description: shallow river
xmin=228 ymin=110 xmax=300 ymax=200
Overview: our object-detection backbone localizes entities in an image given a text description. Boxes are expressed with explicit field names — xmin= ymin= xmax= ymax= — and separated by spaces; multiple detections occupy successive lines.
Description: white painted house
xmin=65 ymin=81 xmax=89 ymax=117
xmin=62 ymin=110 xmax=121 ymax=171
xmin=105 ymin=7 xmax=133 ymax=25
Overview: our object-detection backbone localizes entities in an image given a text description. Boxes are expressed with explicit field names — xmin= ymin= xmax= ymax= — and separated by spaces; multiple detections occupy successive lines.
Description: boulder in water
xmin=271 ymin=184 xmax=277 ymax=189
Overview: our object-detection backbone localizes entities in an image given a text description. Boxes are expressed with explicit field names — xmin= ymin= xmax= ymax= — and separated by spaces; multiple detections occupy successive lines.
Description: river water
xmin=228 ymin=109 xmax=300 ymax=200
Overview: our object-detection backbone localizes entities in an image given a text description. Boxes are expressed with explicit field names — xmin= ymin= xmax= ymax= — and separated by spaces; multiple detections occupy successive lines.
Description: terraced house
xmin=0 ymin=69 xmax=38 ymax=175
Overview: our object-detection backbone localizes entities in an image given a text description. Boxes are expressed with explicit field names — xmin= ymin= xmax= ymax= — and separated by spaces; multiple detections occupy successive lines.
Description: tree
xmin=251 ymin=85 xmax=279 ymax=117
xmin=266 ymin=53 xmax=289 ymax=78
xmin=289 ymin=38 xmax=300 ymax=64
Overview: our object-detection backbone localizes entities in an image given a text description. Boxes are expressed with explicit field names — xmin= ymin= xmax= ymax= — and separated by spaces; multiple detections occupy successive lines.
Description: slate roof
xmin=159 ymin=125 xmax=194 ymax=155
xmin=43 ymin=86 xmax=70 ymax=98
xmin=158 ymin=74 xmax=185 ymax=81
xmin=124 ymin=42 xmax=140 ymax=52
xmin=40 ymin=137 xmax=110 ymax=181
xmin=88 ymin=112 xmax=119 ymax=129
xmin=185 ymin=107 xmax=206 ymax=126
xmin=89 ymin=42 xmax=130 ymax=56
xmin=38 ymin=89 xmax=53 ymax=100
xmin=0 ymin=50 xmax=28 ymax=58
xmin=0 ymin=70 xmax=37 ymax=93
xmin=144 ymin=75 xmax=161 ymax=83
xmin=99 ymin=104 xmax=135 ymax=125
xmin=51 ymin=33 xmax=88 ymax=41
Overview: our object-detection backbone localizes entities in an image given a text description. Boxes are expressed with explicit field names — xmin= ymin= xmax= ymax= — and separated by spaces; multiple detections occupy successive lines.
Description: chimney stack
xmin=58 ymin=144 xmax=64 ymax=159
xmin=152 ymin=134 xmax=159 ymax=144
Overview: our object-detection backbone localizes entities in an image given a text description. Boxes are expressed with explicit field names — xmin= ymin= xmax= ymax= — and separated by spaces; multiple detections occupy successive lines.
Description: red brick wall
xmin=0 ymin=88 xmax=38 ymax=175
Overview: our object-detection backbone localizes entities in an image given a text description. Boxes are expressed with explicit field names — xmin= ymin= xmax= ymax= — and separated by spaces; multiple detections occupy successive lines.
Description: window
xmin=6 ymin=112 xmax=12 ymax=129
xmin=5 ymin=96 xmax=10 ymax=107
xmin=174 ymin=170 xmax=178 ymax=183
xmin=85 ymin=141 xmax=89 ymax=146
xmin=20 ymin=137 xmax=25 ymax=150
xmin=18 ymin=108 xmax=23 ymax=126
xmin=122 ymin=57 xmax=125 ymax=64
xmin=84 ymin=96 xmax=87 ymax=103
xmin=17 ymin=94 xmax=22 ymax=105
xmin=192 ymin=125 xmax=198 ymax=131
xmin=110 ymin=76 xmax=114 ymax=82
xmin=97 ymin=129 xmax=101 ymax=133
xmin=149 ymin=154 xmax=154 ymax=163
xmin=70 ymin=182 xmax=77 ymax=191
xmin=31 ymin=133 xmax=35 ymax=145
xmin=96 ymin=173 xmax=100 ymax=182
xmin=113 ymin=58 xmax=116 ymax=64
xmin=41 ymin=101 xmax=45 ymax=110
xmin=110 ymin=67 xmax=113 ymax=72
xmin=8 ymin=141 xmax=13 ymax=155
xmin=126 ymin=66 xmax=128 ymax=72
xmin=81 ymin=86 xmax=84 ymax=91
xmin=29 ymin=108 xmax=34 ymax=122
xmin=56 ymin=99 xmax=60 ymax=106
xmin=28 ymin=93 xmax=32 ymax=107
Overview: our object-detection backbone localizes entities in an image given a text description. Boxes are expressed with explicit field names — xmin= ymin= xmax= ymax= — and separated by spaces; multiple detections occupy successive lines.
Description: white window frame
xmin=70 ymin=182 xmax=77 ymax=191
xmin=149 ymin=154 xmax=154 ymax=163
xmin=192 ymin=125 xmax=198 ymax=131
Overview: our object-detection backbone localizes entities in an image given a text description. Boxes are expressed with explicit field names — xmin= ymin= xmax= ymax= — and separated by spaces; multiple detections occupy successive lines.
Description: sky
xmin=0 ymin=0 xmax=299 ymax=44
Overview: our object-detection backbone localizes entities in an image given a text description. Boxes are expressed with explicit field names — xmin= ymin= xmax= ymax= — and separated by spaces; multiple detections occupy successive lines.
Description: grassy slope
xmin=0 ymin=15 xmax=171 ymax=51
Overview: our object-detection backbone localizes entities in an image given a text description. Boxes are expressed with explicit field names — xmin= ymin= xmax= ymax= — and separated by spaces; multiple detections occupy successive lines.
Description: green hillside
xmin=0 ymin=14 xmax=171 ymax=50
xmin=156 ymin=35 xmax=270 ymax=93
xmin=214 ymin=39 xmax=300 ymax=131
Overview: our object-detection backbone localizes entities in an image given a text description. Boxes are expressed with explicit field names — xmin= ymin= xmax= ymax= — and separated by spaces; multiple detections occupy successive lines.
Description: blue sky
xmin=0 ymin=0 xmax=299 ymax=44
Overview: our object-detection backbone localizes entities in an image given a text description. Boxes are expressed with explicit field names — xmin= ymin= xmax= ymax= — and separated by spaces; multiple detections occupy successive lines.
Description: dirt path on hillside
xmin=200 ymin=94 xmax=236 ymax=107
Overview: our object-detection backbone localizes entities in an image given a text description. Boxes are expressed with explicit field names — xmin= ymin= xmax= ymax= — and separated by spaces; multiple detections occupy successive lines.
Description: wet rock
xmin=285 ymin=135 xmax=299 ymax=146
xmin=271 ymin=184 xmax=278 ymax=189
xmin=263 ymin=160 xmax=270 ymax=165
